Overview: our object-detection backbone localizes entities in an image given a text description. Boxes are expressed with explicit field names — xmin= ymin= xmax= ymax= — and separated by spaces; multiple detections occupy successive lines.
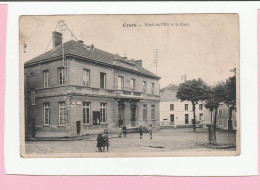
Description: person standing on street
xmin=118 ymin=118 xmax=123 ymax=137
xmin=122 ymin=126 xmax=127 ymax=138
xmin=139 ymin=126 xmax=143 ymax=139
xmin=96 ymin=133 xmax=104 ymax=152
xmin=102 ymin=129 xmax=110 ymax=152
xmin=119 ymin=124 xmax=122 ymax=138
xmin=149 ymin=124 xmax=153 ymax=140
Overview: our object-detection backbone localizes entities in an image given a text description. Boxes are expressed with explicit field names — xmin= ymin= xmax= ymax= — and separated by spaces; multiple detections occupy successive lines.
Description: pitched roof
xmin=160 ymin=84 xmax=179 ymax=102
xmin=25 ymin=40 xmax=160 ymax=79
xmin=160 ymin=84 xmax=179 ymax=92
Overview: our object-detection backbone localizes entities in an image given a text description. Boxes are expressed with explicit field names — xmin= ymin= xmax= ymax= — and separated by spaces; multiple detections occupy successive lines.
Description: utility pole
xmin=58 ymin=20 xmax=69 ymax=130
xmin=182 ymin=74 xmax=187 ymax=83
xmin=153 ymin=49 xmax=159 ymax=75
xmin=71 ymin=26 xmax=74 ymax=40
xmin=124 ymin=49 xmax=127 ymax=58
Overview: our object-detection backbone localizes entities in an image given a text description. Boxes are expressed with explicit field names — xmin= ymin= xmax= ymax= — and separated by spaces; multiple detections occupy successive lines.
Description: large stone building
xmin=160 ymin=84 xmax=237 ymax=130
xmin=24 ymin=31 xmax=160 ymax=138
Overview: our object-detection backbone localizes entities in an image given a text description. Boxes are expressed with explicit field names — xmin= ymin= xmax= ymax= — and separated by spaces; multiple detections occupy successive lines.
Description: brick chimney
xmin=135 ymin=60 xmax=142 ymax=67
xmin=52 ymin=31 xmax=62 ymax=48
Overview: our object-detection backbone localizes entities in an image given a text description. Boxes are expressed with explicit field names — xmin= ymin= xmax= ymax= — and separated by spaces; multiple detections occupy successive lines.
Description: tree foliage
xmin=176 ymin=78 xmax=211 ymax=132
xmin=205 ymin=82 xmax=226 ymax=111
xmin=223 ymin=75 xmax=236 ymax=130
xmin=223 ymin=75 xmax=236 ymax=111
xmin=176 ymin=78 xmax=211 ymax=104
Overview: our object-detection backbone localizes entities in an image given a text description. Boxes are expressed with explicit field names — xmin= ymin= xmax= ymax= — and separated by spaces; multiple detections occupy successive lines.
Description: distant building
xmin=215 ymin=103 xmax=237 ymax=130
xmin=160 ymin=84 xmax=237 ymax=129
xmin=160 ymin=85 xmax=210 ymax=126
xmin=24 ymin=31 xmax=161 ymax=138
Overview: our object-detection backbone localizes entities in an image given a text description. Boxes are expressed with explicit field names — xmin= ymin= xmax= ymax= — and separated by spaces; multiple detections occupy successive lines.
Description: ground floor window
xmin=83 ymin=102 xmax=91 ymax=124
xmin=199 ymin=113 xmax=203 ymax=120
xmin=227 ymin=119 xmax=233 ymax=127
xmin=151 ymin=105 xmax=155 ymax=120
xmin=218 ymin=119 xmax=224 ymax=126
xmin=44 ymin=103 xmax=50 ymax=125
xmin=59 ymin=102 xmax=66 ymax=125
xmin=143 ymin=104 xmax=147 ymax=120
xmin=100 ymin=103 xmax=107 ymax=123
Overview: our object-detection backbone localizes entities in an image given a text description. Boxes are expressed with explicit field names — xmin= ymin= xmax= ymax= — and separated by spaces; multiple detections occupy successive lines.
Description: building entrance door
xmin=31 ymin=118 xmax=35 ymax=138
xmin=118 ymin=104 xmax=124 ymax=127
xmin=170 ymin=114 xmax=174 ymax=123
xmin=76 ymin=121 xmax=81 ymax=136
xmin=131 ymin=104 xmax=136 ymax=127
xmin=93 ymin=111 xmax=100 ymax=125
xmin=185 ymin=114 xmax=189 ymax=124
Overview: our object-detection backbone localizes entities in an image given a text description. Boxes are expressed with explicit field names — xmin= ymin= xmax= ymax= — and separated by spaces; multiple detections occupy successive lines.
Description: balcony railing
xmin=35 ymin=85 xmax=159 ymax=100
xmin=115 ymin=90 xmax=142 ymax=99
xmin=70 ymin=86 xmax=114 ymax=97
xmin=133 ymin=92 xmax=142 ymax=96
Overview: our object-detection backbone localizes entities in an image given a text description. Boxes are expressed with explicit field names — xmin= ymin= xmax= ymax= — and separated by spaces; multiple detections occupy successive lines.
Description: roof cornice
xmin=25 ymin=52 xmax=161 ymax=80
xmin=68 ymin=53 xmax=161 ymax=80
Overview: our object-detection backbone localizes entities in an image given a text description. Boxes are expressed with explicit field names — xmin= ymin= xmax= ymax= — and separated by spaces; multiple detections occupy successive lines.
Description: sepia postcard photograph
xmin=19 ymin=14 xmax=240 ymax=158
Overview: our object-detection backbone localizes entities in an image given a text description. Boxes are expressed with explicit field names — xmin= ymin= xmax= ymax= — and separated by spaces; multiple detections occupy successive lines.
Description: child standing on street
xmin=96 ymin=133 xmax=104 ymax=152
xmin=119 ymin=124 xmax=122 ymax=138
xmin=102 ymin=129 xmax=110 ymax=152
xmin=122 ymin=126 xmax=127 ymax=138
xmin=139 ymin=126 xmax=143 ymax=139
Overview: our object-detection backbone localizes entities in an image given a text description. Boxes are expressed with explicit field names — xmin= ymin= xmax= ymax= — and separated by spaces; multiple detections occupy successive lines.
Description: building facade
xmin=160 ymin=84 xmax=237 ymax=129
xmin=215 ymin=103 xmax=237 ymax=130
xmin=24 ymin=31 xmax=160 ymax=138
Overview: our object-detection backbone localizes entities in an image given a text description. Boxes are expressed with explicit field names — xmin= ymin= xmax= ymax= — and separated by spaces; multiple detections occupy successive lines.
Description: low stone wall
xmin=125 ymin=126 xmax=149 ymax=133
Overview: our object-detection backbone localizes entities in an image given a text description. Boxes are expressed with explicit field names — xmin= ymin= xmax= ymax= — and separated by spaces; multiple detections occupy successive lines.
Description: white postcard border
xmin=4 ymin=1 xmax=258 ymax=176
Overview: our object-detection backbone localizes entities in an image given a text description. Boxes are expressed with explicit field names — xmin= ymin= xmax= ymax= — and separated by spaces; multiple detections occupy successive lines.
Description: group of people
xmin=139 ymin=125 xmax=154 ymax=140
xmin=119 ymin=126 xmax=127 ymax=138
xmin=96 ymin=125 xmax=155 ymax=152
xmin=119 ymin=124 xmax=154 ymax=140
xmin=96 ymin=129 xmax=110 ymax=152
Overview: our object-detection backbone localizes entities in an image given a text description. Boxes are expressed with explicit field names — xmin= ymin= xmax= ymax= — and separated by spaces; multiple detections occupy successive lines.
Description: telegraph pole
xmin=153 ymin=49 xmax=159 ymax=75
xmin=58 ymin=20 xmax=69 ymax=130
xmin=123 ymin=48 xmax=127 ymax=58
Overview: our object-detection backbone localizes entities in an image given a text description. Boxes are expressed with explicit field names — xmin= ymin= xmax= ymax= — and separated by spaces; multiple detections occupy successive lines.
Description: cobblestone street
xmin=25 ymin=128 xmax=237 ymax=154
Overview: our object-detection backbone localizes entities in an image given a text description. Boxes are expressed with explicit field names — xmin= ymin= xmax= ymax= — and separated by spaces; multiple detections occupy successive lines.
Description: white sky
xmin=20 ymin=14 xmax=239 ymax=88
